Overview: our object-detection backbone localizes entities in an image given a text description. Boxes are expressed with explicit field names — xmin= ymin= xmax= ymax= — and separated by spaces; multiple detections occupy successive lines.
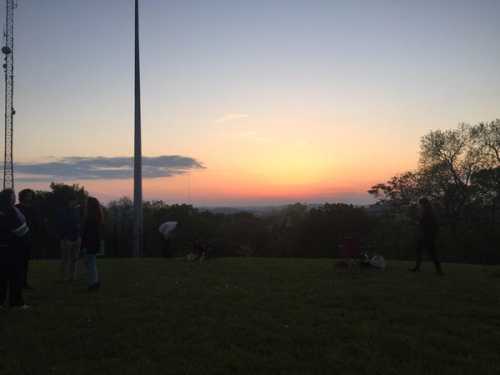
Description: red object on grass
xmin=339 ymin=237 xmax=361 ymax=258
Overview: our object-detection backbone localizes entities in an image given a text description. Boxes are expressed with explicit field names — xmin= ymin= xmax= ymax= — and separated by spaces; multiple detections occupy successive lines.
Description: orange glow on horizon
xmin=16 ymin=115 xmax=419 ymax=205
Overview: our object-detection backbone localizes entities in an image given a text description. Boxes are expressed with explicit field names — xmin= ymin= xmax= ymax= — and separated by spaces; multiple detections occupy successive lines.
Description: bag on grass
xmin=369 ymin=255 xmax=386 ymax=270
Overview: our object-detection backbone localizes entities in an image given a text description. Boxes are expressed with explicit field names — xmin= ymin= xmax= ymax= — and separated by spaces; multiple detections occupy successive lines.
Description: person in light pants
xmin=56 ymin=196 xmax=81 ymax=282
xmin=81 ymin=197 xmax=103 ymax=291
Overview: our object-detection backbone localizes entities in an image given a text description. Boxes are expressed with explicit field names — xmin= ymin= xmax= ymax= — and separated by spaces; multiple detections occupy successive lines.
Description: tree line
xmin=24 ymin=120 xmax=500 ymax=263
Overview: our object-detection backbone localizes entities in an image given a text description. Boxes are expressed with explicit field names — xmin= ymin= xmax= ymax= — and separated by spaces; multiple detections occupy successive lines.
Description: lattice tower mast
xmin=2 ymin=0 xmax=16 ymax=189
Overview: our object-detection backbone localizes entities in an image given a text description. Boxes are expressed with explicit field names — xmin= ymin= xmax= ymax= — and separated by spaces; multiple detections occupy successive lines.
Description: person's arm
xmin=82 ymin=218 xmax=89 ymax=240
xmin=11 ymin=207 xmax=30 ymax=238
xmin=74 ymin=207 xmax=83 ymax=237
xmin=54 ymin=208 xmax=66 ymax=237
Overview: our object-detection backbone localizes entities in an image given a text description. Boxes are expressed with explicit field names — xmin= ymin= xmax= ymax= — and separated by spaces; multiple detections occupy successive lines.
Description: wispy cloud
xmin=215 ymin=113 xmax=249 ymax=124
xmin=15 ymin=155 xmax=205 ymax=182
xmin=237 ymin=130 xmax=271 ymax=144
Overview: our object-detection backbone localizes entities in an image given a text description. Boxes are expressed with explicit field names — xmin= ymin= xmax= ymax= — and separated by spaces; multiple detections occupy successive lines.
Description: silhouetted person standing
xmin=16 ymin=189 xmax=41 ymax=289
xmin=56 ymin=197 xmax=81 ymax=282
xmin=81 ymin=197 xmax=103 ymax=291
xmin=410 ymin=197 xmax=443 ymax=275
xmin=0 ymin=189 xmax=30 ymax=309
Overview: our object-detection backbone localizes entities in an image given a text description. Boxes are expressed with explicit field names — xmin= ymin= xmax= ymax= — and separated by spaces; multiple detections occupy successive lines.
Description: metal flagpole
xmin=133 ymin=0 xmax=143 ymax=257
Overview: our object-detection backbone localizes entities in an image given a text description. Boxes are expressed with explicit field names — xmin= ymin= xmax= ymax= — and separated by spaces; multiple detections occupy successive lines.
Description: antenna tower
xmin=2 ymin=0 xmax=16 ymax=189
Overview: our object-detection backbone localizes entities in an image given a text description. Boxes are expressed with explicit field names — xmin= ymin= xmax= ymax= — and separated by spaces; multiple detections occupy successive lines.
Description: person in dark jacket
xmin=410 ymin=197 xmax=443 ymax=275
xmin=81 ymin=196 xmax=103 ymax=291
xmin=0 ymin=189 xmax=30 ymax=309
xmin=56 ymin=197 xmax=81 ymax=282
xmin=16 ymin=189 xmax=41 ymax=289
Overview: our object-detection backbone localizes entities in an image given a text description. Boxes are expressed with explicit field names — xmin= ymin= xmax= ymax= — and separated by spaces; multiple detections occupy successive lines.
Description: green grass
xmin=1 ymin=258 xmax=500 ymax=375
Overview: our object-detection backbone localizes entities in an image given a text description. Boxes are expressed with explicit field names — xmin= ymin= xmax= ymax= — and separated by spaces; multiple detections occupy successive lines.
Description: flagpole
xmin=133 ymin=0 xmax=143 ymax=257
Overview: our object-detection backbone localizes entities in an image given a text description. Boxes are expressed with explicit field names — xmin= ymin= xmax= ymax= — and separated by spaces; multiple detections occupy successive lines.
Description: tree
xmin=417 ymin=124 xmax=491 ymax=223
xmin=369 ymin=122 xmax=496 ymax=224
xmin=474 ymin=119 xmax=500 ymax=164
xmin=469 ymin=120 xmax=500 ymax=223
xmin=368 ymin=171 xmax=422 ymax=209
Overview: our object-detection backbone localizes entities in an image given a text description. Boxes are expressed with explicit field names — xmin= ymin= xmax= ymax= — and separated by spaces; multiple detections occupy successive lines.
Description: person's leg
xmin=69 ymin=239 xmax=80 ymax=281
xmin=75 ymin=248 xmax=85 ymax=281
xmin=23 ymin=243 xmax=32 ymax=288
xmin=93 ymin=255 xmax=99 ymax=285
xmin=9 ymin=258 xmax=25 ymax=307
xmin=73 ymin=250 xmax=80 ymax=281
xmin=59 ymin=240 xmax=65 ymax=280
xmin=162 ymin=238 xmax=171 ymax=258
xmin=86 ymin=254 xmax=99 ymax=288
xmin=0 ymin=263 xmax=8 ymax=305
xmin=60 ymin=240 xmax=69 ymax=281
xmin=428 ymin=237 xmax=443 ymax=275
xmin=410 ymin=238 xmax=423 ymax=271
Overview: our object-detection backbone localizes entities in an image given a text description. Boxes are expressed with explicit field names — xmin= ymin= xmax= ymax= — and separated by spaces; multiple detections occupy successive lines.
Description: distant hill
xmin=198 ymin=206 xmax=285 ymax=216
xmin=198 ymin=203 xmax=387 ymax=217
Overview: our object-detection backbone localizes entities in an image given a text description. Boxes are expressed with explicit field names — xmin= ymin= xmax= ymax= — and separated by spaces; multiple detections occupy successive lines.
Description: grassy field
xmin=1 ymin=258 xmax=500 ymax=375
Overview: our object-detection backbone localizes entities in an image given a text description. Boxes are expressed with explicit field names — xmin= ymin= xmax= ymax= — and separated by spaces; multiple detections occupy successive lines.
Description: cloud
xmin=215 ymin=113 xmax=249 ymax=124
xmin=15 ymin=155 xmax=204 ymax=182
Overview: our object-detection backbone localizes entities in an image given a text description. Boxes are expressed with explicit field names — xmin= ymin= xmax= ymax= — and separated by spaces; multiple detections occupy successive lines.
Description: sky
xmin=1 ymin=0 xmax=499 ymax=206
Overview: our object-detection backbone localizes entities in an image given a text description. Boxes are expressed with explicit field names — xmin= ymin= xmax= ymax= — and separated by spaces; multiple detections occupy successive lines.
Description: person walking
xmin=0 ymin=189 xmax=31 ymax=309
xmin=410 ymin=197 xmax=443 ymax=275
xmin=15 ymin=189 xmax=41 ymax=289
xmin=57 ymin=196 xmax=81 ymax=282
xmin=81 ymin=197 xmax=103 ymax=291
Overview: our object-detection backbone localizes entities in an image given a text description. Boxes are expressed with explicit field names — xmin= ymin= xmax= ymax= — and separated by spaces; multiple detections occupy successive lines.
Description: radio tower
xmin=2 ymin=0 xmax=16 ymax=189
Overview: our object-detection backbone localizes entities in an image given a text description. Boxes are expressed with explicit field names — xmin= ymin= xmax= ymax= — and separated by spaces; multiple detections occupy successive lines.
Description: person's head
xmin=18 ymin=189 xmax=35 ymax=206
xmin=85 ymin=196 xmax=103 ymax=223
xmin=0 ymin=188 xmax=16 ymax=209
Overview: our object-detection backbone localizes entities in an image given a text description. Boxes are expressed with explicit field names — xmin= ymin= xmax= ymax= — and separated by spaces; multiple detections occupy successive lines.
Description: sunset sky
xmin=3 ymin=0 xmax=500 ymax=205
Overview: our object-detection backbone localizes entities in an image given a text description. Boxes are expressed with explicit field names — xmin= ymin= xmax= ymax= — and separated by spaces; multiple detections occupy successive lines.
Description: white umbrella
xmin=159 ymin=221 xmax=178 ymax=239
